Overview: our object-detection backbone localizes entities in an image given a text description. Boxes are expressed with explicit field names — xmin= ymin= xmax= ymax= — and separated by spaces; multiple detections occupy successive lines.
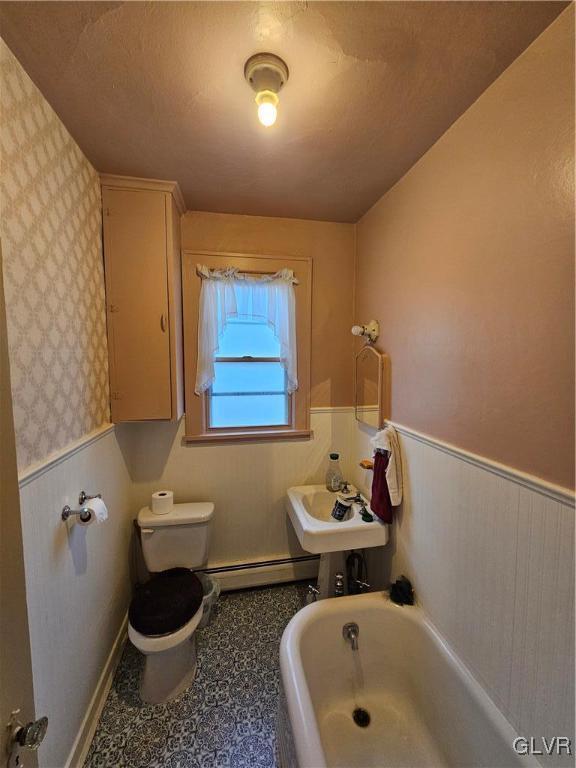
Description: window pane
xmin=218 ymin=318 xmax=280 ymax=358
xmin=212 ymin=362 xmax=286 ymax=394
xmin=210 ymin=394 xmax=288 ymax=428
xmin=209 ymin=361 xmax=289 ymax=428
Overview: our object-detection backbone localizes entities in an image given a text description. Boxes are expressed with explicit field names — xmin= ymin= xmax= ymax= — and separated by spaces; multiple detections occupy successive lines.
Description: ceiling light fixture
xmin=244 ymin=52 xmax=289 ymax=127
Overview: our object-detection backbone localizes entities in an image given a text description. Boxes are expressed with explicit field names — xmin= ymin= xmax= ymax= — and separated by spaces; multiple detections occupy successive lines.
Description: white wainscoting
xmin=352 ymin=421 xmax=575 ymax=763
xmin=123 ymin=408 xmax=355 ymax=569
xmin=18 ymin=426 xmax=133 ymax=768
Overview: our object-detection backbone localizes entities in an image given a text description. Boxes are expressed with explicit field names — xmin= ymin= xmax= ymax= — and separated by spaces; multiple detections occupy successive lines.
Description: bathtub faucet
xmin=343 ymin=622 xmax=359 ymax=651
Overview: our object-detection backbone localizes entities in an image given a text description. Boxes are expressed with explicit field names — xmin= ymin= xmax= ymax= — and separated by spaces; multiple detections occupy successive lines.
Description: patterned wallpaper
xmin=0 ymin=39 xmax=109 ymax=470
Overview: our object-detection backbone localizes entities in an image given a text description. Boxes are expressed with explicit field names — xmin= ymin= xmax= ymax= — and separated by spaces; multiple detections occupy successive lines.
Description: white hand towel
xmin=371 ymin=426 xmax=403 ymax=506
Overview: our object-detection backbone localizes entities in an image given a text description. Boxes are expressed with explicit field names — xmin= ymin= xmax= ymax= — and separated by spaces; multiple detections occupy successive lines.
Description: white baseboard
xmin=65 ymin=614 xmax=127 ymax=768
xmin=210 ymin=558 xmax=319 ymax=591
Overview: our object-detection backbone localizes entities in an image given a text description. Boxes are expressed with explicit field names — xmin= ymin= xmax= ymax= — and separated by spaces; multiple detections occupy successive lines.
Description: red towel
xmin=371 ymin=451 xmax=394 ymax=523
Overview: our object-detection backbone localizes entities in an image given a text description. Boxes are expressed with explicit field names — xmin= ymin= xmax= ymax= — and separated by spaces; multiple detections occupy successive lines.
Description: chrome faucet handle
xmin=339 ymin=480 xmax=352 ymax=493
xmin=306 ymin=584 xmax=320 ymax=603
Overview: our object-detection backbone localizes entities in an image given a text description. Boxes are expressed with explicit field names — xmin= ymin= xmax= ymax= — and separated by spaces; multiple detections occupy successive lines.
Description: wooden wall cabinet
xmin=101 ymin=175 xmax=185 ymax=422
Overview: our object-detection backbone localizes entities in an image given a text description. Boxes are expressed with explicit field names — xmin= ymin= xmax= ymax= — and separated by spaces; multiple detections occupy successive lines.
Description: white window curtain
xmin=195 ymin=264 xmax=298 ymax=395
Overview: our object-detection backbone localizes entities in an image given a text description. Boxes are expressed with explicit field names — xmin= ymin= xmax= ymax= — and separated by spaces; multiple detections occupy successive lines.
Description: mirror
xmin=355 ymin=345 xmax=389 ymax=429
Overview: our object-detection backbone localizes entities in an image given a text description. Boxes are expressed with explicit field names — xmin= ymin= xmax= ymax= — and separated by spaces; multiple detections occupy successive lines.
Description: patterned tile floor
xmin=85 ymin=582 xmax=308 ymax=768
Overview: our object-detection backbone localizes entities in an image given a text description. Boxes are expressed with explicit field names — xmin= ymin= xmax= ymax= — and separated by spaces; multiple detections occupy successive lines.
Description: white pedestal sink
xmin=285 ymin=485 xmax=389 ymax=599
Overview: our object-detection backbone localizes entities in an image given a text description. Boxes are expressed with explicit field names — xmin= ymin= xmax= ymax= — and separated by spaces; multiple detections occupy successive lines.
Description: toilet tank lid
xmin=138 ymin=502 xmax=215 ymax=528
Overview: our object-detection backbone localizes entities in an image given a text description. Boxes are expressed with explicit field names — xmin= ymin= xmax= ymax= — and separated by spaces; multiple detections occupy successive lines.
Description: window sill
xmin=183 ymin=429 xmax=313 ymax=445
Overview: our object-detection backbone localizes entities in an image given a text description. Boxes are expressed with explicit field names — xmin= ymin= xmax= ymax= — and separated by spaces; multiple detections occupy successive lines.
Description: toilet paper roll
xmin=83 ymin=497 xmax=108 ymax=525
xmin=151 ymin=490 xmax=173 ymax=515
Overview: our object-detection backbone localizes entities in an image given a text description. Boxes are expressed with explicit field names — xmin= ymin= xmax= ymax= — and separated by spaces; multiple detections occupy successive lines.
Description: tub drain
xmin=353 ymin=708 xmax=371 ymax=728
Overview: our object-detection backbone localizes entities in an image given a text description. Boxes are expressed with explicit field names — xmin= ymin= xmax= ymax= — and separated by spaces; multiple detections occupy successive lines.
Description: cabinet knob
xmin=160 ymin=314 xmax=167 ymax=332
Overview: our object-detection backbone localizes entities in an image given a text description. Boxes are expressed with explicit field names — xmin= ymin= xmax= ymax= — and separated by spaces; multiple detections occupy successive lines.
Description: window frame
xmin=182 ymin=251 xmax=312 ymax=443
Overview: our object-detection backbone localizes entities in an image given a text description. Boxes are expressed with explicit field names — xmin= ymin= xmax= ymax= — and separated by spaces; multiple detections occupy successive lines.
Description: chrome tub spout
xmin=343 ymin=622 xmax=359 ymax=651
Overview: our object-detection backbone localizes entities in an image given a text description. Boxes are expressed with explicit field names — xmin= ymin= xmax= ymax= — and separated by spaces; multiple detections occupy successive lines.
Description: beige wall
xmin=0 ymin=39 xmax=109 ymax=471
xmin=182 ymin=211 xmax=355 ymax=408
xmin=131 ymin=212 xmax=356 ymax=570
xmin=355 ymin=8 xmax=575 ymax=489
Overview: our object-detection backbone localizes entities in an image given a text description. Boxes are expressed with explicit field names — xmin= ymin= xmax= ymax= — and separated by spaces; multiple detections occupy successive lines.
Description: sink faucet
xmin=343 ymin=622 xmax=359 ymax=651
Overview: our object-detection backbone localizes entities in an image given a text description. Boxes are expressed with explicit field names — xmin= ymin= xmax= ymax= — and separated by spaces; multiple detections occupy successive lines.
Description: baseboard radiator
xmin=200 ymin=555 xmax=320 ymax=591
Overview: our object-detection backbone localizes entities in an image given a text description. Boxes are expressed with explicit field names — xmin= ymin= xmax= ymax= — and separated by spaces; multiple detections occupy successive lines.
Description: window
xmin=182 ymin=252 xmax=312 ymax=442
xmin=209 ymin=317 xmax=289 ymax=428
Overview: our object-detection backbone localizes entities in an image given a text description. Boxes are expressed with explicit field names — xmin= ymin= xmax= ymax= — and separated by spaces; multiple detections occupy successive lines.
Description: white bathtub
xmin=279 ymin=592 xmax=539 ymax=768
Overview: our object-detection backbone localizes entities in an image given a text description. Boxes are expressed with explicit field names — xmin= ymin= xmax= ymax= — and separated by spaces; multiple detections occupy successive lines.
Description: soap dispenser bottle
xmin=326 ymin=452 xmax=343 ymax=492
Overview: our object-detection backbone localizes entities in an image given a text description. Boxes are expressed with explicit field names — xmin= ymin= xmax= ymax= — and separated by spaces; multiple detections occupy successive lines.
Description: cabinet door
xmin=103 ymin=188 xmax=172 ymax=420
xmin=166 ymin=194 xmax=184 ymax=420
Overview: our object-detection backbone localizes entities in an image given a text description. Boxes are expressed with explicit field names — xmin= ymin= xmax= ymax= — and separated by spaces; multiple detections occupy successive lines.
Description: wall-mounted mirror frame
xmin=354 ymin=345 xmax=390 ymax=429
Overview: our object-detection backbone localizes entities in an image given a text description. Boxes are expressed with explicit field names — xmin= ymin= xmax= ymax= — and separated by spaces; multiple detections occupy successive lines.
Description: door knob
xmin=160 ymin=314 xmax=167 ymax=332
xmin=8 ymin=712 xmax=48 ymax=767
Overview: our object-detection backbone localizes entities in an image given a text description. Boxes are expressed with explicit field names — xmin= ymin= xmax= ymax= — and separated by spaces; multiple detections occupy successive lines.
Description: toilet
xmin=128 ymin=502 xmax=215 ymax=704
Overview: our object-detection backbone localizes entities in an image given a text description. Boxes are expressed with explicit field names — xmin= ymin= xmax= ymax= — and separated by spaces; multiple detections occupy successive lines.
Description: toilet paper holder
xmin=79 ymin=490 xmax=101 ymax=505
xmin=61 ymin=505 xmax=93 ymax=523
xmin=61 ymin=491 xmax=102 ymax=523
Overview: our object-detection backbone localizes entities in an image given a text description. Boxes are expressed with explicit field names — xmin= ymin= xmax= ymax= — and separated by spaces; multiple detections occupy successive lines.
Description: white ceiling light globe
xmin=245 ymin=55 xmax=287 ymax=129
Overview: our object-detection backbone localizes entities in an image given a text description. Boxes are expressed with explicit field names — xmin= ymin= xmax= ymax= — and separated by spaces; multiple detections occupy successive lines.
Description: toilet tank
xmin=138 ymin=502 xmax=215 ymax=572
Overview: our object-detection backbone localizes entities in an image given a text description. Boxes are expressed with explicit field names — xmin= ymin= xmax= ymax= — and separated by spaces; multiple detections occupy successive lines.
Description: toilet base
xmin=139 ymin=635 xmax=197 ymax=704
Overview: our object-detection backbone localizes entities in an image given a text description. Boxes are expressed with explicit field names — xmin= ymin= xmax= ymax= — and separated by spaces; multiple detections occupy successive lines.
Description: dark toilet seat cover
xmin=129 ymin=568 xmax=204 ymax=637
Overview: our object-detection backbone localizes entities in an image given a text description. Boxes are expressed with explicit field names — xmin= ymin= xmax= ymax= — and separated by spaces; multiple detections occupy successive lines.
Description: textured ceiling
xmin=0 ymin=1 xmax=568 ymax=222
